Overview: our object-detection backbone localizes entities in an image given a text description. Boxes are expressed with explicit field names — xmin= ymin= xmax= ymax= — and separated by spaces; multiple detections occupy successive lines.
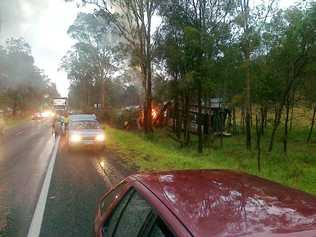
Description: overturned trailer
xmin=117 ymin=99 xmax=231 ymax=135
xmin=117 ymin=102 xmax=171 ymax=130
xmin=169 ymin=98 xmax=231 ymax=135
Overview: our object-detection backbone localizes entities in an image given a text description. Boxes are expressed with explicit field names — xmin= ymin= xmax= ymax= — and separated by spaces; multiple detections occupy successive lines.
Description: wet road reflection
xmin=39 ymin=140 xmax=129 ymax=237
xmin=0 ymin=120 xmax=130 ymax=237
xmin=0 ymin=120 xmax=54 ymax=237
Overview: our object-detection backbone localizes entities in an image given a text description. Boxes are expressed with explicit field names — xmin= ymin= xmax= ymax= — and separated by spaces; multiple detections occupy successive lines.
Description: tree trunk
xmin=260 ymin=106 xmax=265 ymax=136
xmin=86 ymin=82 xmax=90 ymax=109
xmin=227 ymin=109 xmax=232 ymax=133
xmin=143 ymin=7 xmax=153 ymax=135
xmin=12 ymin=92 xmax=18 ymax=117
xmin=174 ymin=94 xmax=181 ymax=139
xmin=256 ymin=113 xmax=262 ymax=172
xmin=232 ymin=107 xmax=237 ymax=135
xmin=172 ymin=108 xmax=176 ymax=132
xmin=145 ymin=93 xmax=152 ymax=133
xmin=143 ymin=60 xmax=153 ymax=134
xmin=101 ymin=79 xmax=105 ymax=110
xmin=245 ymin=51 xmax=252 ymax=150
xmin=289 ymin=100 xmax=295 ymax=132
xmin=241 ymin=108 xmax=245 ymax=133
xmin=283 ymin=97 xmax=290 ymax=155
xmin=146 ymin=56 xmax=153 ymax=134
xmin=183 ymin=93 xmax=190 ymax=146
xmin=143 ymin=99 xmax=148 ymax=131
xmin=264 ymin=107 xmax=268 ymax=129
xmin=268 ymin=105 xmax=283 ymax=152
xmin=307 ymin=106 xmax=316 ymax=143
xmin=197 ymin=80 xmax=203 ymax=153
xmin=245 ymin=109 xmax=252 ymax=149
xmin=219 ymin=108 xmax=224 ymax=148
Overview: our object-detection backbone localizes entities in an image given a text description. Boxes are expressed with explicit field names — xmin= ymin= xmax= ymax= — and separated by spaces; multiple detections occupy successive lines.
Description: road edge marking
xmin=27 ymin=136 xmax=60 ymax=237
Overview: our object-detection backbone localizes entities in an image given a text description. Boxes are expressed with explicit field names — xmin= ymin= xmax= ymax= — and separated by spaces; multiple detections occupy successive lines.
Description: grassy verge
xmin=105 ymin=125 xmax=316 ymax=195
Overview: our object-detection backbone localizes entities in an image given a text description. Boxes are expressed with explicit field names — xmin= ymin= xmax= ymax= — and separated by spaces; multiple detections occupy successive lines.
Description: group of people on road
xmin=0 ymin=110 xmax=69 ymax=140
xmin=52 ymin=112 xmax=69 ymax=137
xmin=0 ymin=111 xmax=71 ymax=142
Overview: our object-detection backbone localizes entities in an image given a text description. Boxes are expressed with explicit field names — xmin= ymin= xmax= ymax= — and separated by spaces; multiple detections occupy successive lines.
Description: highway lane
xmin=0 ymin=119 xmax=132 ymax=237
xmin=0 ymin=120 xmax=55 ymax=237
xmin=39 ymin=141 xmax=129 ymax=237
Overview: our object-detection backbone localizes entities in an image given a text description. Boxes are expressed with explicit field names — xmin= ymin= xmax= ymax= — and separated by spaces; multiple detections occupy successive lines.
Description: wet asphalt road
xmin=0 ymin=120 xmax=131 ymax=237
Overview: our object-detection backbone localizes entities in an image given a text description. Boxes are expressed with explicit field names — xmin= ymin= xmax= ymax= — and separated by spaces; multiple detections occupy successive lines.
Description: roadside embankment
xmin=104 ymin=125 xmax=316 ymax=195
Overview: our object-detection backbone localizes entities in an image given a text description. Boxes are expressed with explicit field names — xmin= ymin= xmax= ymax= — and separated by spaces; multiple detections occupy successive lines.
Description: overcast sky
xmin=0 ymin=0 xmax=83 ymax=96
xmin=0 ymin=0 xmax=297 ymax=97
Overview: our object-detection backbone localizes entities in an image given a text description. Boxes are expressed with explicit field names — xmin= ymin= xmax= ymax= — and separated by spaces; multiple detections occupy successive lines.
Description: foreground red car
xmin=94 ymin=170 xmax=316 ymax=237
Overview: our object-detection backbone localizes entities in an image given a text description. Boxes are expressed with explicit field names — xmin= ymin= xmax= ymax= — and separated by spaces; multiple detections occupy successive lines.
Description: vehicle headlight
xmin=70 ymin=134 xmax=81 ymax=143
xmin=96 ymin=134 xmax=105 ymax=142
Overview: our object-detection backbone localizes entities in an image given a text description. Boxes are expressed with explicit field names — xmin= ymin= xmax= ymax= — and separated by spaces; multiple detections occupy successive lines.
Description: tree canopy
xmin=0 ymin=38 xmax=58 ymax=115
xmin=63 ymin=0 xmax=316 ymax=154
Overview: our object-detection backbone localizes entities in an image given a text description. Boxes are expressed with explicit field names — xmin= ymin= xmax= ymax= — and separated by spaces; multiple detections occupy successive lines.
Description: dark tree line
xmin=64 ymin=0 xmax=316 ymax=156
xmin=156 ymin=1 xmax=316 ymax=155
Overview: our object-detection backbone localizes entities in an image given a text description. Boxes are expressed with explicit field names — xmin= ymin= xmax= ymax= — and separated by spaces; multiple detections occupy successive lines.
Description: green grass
xmin=105 ymin=125 xmax=316 ymax=195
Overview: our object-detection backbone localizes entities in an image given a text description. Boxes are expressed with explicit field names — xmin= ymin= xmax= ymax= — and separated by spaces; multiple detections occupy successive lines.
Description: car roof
xmin=69 ymin=114 xmax=97 ymax=122
xmin=133 ymin=170 xmax=316 ymax=237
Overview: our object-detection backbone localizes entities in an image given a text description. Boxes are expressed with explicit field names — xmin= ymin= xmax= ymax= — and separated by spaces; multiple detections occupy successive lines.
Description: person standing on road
xmin=52 ymin=114 xmax=58 ymax=137
xmin=63 ymin=112 xmax=69 ymax=134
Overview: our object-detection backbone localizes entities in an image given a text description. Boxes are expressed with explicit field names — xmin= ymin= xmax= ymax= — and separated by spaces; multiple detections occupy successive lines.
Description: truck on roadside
xmin=53 ymin=97 xmax=68 ymax=115
xmin=52 ymin=97 xmax=68 ymax=136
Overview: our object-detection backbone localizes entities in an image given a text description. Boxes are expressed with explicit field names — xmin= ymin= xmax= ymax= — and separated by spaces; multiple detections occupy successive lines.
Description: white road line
xmin=27 ymin=136 xmax=60 ymax=237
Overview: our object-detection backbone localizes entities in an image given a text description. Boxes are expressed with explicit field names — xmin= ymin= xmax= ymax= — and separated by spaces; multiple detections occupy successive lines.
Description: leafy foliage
xmin=0 ymin=38 xmax=58 ymax=114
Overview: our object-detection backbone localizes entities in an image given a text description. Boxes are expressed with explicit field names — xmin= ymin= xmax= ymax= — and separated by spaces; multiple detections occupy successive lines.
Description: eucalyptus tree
xmin=159 ymin=0 xmax=234 ymax=152
xmin=5 ymin=38 xmax=34 ymax=113
xmin=304 ymin=74 xmax=316 ymax=143
xmin=74 ymin=0 xmax=160 ymax=134
xmin=61 ymin=47 xmax=95 ymax=110
xmin=302 ymin=3 xmax=316 ymax=142
xmin=234 ymin=0 xmax=277 ymax=150
xmin=215 ymin=42 xmax=244 ymax=135
xmin=251 ymin=9 xmax=286 ymax=136
xmin=265 ymin=4 xmax=316 ymax=152
xmin=66 ymin=12 xmax=117 ymax=109
xmin=158 ymin=1 xmax=194 ymax=144
xmin=0 ymin=38 xmax=58 ymax=113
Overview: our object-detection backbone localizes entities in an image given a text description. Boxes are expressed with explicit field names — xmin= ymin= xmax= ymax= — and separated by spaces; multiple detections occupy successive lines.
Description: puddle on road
xmin=95 ymin=157 xmax=113 ymax=188
xmin=94 ymin=155 xmax=124 ymax=188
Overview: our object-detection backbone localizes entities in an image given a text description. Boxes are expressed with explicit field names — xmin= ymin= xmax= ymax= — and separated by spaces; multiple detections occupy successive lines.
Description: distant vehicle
xmin=32 ymin=112 xmax=42 ymax=120
xmin=94 ymin=170 xmax=316 ymax=237
xmin=41 ymin=110 xmax=54 ymax=118
xmin=67 ymin=116 xmax=105 ymax=151
xmin=53 ymin=97 xmax=67 ymax=115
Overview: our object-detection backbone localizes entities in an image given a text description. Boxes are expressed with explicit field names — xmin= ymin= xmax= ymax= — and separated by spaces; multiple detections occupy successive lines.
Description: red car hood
xmin=134 ymin=170 xmax=316 ymax=237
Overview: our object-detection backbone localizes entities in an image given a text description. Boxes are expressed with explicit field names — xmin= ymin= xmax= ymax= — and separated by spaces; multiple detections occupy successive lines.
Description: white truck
xmin=53 ymin=97 xmax=68 ymax=115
